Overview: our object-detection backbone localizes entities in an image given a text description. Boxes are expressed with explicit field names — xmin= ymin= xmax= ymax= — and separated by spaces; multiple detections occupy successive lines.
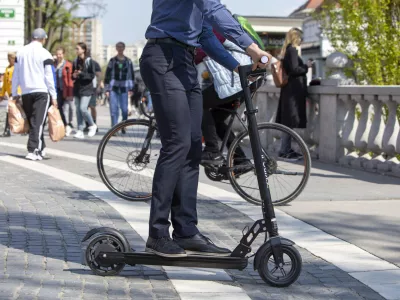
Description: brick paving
xmin=0 ymin=106 xmax=389 ymax=299
xmin=0 ymin=146 xmax=386 ymax=300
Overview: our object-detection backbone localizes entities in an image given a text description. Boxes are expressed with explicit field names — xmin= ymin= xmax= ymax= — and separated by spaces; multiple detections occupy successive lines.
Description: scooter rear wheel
xmin=257 ymin=244 xmax=302 ymax=287
xmin=86 ymin=234 xmax=127 ymax=276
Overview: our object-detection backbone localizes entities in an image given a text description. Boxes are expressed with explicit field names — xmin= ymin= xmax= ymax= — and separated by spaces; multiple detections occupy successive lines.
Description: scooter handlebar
xmin=238 ymin=56 xmax=278 ymax=79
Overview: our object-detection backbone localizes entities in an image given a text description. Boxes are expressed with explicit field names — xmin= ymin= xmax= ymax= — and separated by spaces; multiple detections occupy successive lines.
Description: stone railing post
xmin=318 ymin=93 xmax=343 ymax=163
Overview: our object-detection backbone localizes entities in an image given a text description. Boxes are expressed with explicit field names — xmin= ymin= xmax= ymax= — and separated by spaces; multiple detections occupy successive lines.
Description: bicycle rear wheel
xmin=227 ymin=123 xmax=311 ymax=206
xmin=97 ymin=119 xmax=160 ymax=201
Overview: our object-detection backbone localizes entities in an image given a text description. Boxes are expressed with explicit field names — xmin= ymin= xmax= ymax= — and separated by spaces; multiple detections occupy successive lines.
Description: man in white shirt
xmin=12 ymin=28 xmax=57 ymax=161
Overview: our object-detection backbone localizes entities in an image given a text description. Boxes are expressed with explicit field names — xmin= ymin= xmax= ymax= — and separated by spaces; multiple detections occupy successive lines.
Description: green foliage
xmin=319 ymin=0 xmax=400 ymax=85
xmin=24 ymin=0 xmax=106 ymax=53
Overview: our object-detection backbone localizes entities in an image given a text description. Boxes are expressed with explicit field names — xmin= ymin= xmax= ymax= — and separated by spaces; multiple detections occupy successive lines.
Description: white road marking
xmin=0 ymin=154 xmax=251 ymax=300
xmin=1 ymin=141 xmax=400 ymax=299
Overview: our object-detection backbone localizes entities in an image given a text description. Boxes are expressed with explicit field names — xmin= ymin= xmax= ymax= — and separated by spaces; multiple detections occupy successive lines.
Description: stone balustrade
xmin=250 ymin=83 xmax=400 ymax=177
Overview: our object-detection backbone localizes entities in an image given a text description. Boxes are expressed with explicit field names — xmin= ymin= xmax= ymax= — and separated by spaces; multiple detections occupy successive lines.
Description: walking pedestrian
xmin=276 ymin=28 xmax=311 ymax=161
xmin=0 ymin=52 xmax=21 ymax=137
xmin=11 ymin=28 xmax=58 ymax=161
xmin=84 ymin=58 xmax=101 ymax=133
xmin=55 ymin=47 xmax=74 ymax=136
xmin=140 ymin=0 xmax=271 ymax=257
xmin=104 ymin=42 xmax=135 ymax=128
xmin=72 ymin=42 xmax=97 ymax=139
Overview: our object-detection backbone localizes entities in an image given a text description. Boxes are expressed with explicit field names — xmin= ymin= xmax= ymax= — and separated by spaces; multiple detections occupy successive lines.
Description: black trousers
xmin=140 ymin=42 xmax=202 ymax=239
xmin=202 ymin=85 xmax=246 ymax=157
xmin=202 ymin=101 xmax=237 ymax=153
xmin=22 ymin=93 xmax=50 ymax=153
xmin=57 ymin=88 xmax=67 ymax=126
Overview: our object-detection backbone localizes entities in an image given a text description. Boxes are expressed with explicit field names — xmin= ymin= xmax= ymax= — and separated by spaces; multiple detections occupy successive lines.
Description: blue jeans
xmin=145 ymin=90 xmax=153 ymax=111
xmin=110 ymin=91 xmax=128 ymax=127
xmin=75 ymin=96 xmax=94 ymax=131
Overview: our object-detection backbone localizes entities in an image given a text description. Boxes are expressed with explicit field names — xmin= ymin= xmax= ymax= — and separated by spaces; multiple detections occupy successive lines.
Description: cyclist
xmin=197 ymin=29 xmax=262 ymax=166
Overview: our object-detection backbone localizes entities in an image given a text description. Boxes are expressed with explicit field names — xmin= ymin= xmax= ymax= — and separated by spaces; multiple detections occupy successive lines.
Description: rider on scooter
xmin=140 ymin=0 xmax=271 ymax=258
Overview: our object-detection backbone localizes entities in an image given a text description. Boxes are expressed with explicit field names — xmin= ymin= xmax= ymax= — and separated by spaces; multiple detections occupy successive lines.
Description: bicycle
xmin=97 ymin=84 xmax=311 ymax=206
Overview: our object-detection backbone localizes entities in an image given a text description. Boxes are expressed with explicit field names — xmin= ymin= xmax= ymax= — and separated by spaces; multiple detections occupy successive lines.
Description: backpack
xmin=271 ymin=60 xmax=288 ymax=88
xmin=233 ymin=15 xmax=266 ymax=50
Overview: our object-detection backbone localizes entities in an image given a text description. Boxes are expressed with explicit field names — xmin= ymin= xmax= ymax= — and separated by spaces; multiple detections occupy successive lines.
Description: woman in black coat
xmin=276 ymin=28 xmax=311 ymax=160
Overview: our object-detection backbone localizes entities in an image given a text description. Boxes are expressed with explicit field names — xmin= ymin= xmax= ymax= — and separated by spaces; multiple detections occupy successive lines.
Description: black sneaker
xmin=145 ymin=236 xmax=187 ymax=258
xmin=173 ymin=233 xmax=231 ymax=257
xmin=121 ymin=128 xmax=126 ymax=135
xmin=233 ymin=158 xmax=253 ymax=177
xmin=201 ymin=151 xmax=224 ymax=165
xmin=279 ymin=151 xmax=303 ymax=162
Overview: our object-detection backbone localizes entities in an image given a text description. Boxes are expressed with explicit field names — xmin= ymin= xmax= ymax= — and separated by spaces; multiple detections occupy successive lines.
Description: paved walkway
xmin=0 ymin=106 xmax=398 ymax=299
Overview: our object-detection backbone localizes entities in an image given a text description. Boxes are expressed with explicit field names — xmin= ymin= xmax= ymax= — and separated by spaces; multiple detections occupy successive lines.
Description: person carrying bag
xmin=47 ymin=105 xmax=65 ymax=142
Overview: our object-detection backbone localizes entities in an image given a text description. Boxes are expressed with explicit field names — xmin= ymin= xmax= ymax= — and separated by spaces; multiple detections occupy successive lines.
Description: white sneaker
xmin=65 ymin=125 xmax=72 ymax=137
xmin=74 ymin=130 xmax=84 ymax=139
xmin=26 ymin=151 xmax=43 ymax=161
xmin=87 ymin=124 xmax=98 ymax=137
xmin=41 ymin=149 xmax=46 ymax=158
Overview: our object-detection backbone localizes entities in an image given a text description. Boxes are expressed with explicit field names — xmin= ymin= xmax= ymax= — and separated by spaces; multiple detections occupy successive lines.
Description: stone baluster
xmin=339 ymin=95 xmax=359 ymax=166
xmin=265 ymin=92 xmax=281 ymax=152
xmin=364 ymin=95 xmax=386 ymax=171
xmin=305 ymin=94 xmax=320 ymax=159
xmin=265 ymin=92 xmax=280 ymax=123
xmin=377 ymin=96 xmax=400 ymax=173
xmin=391 ymin=96 xmax=400 ymax=177
xmin=253 ymin=91 xmax=281 ymax=151
xmin=350 ymin=95 xmax=372 ymax=169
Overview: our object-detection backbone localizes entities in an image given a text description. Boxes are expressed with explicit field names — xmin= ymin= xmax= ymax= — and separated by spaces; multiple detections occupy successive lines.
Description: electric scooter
xmin=82 ymin=59 xmax=303 ymax=287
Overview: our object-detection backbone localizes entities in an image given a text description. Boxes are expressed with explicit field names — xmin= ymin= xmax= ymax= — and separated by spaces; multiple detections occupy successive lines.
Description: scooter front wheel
xmin=257 ymin=244 xmax=302 ymax=287
xmin=86 ymin=234 xmax=127 ymax=276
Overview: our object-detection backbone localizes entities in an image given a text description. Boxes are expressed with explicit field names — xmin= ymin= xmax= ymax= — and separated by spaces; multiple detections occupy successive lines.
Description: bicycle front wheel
xmin=227 ymin=123 xmax=311 ymax=206
xmin=97 ymin=119 xmax=160 ymax=201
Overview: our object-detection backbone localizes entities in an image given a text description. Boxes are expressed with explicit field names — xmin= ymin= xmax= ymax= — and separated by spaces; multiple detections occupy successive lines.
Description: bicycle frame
xmin=213 ymin=101 xmax=274 ymax=169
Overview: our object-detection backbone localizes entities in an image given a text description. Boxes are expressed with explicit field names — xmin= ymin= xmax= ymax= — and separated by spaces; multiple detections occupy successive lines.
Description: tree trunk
xmin=35 ymin=0 xmax=43 ymax=28
xmin=25 ymin=0 xmax=33 ymax=44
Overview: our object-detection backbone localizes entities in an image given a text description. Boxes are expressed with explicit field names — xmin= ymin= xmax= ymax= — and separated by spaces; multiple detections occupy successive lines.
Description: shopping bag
xmin=47 ymin=106 xmax=65 ymax=142
xmin=8 ymin=98 xmax=29 ymax=134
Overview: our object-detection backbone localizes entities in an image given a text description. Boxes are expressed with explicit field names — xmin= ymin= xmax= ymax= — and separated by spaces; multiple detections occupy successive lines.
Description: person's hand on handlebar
xmin=246 ymin=43 xmax=272 ymax=71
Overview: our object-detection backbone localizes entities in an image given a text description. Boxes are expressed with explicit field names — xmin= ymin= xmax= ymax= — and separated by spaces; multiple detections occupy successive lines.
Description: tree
xmin=24 ymin=0 xmax=106 ymax=52
xmin=319 ymin=0 xmax=400 ymax=85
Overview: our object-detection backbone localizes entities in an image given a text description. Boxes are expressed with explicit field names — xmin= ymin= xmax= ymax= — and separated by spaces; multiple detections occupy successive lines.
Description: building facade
xmin=243 ymin=16 xmax=303 ymax=58
xmin=70 ymin=18 xmax=103 ymax=64
xmin=290 ymin=0 xmax=334 ymax=79
xmin=102 ymin=41 xmax=146 ymax=66
xmin=0 ymin=0 xmax=24 ymax=72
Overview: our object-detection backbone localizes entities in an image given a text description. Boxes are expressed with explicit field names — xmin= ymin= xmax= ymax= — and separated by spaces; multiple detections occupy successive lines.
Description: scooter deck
xmin=97 ymin=251 xmax=248 ymax=270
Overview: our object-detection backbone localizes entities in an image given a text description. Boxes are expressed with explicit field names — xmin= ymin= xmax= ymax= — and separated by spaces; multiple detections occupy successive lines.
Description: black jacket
xmin=72 ymin=57 xmax=95 ymax=97
xmin=276 ymin=44 xmax=308 ymax=129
